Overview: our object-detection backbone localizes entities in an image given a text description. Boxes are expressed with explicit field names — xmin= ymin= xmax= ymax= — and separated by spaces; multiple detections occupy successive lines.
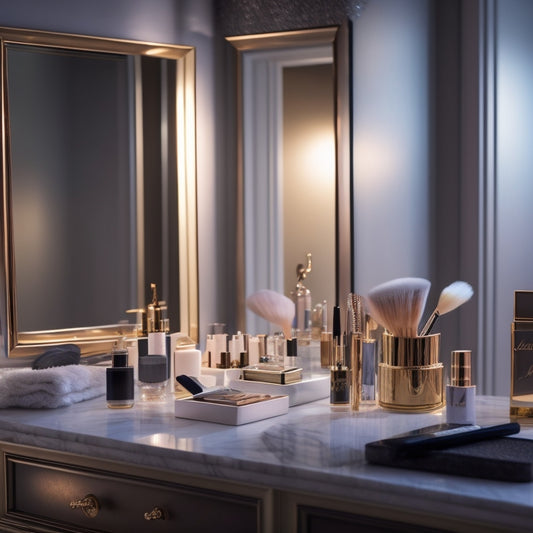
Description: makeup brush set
xmin=362 ymin=277 xmax=473 ymax=412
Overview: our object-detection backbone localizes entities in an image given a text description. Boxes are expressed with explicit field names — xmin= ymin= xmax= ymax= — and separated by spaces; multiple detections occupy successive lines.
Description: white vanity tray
xmin=175 ymin=394 xmax=289 ymax=425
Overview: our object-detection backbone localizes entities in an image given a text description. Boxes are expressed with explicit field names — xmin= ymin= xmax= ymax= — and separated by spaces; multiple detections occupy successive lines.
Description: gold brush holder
xmin=378 ymin=333 xmax=443 ymax=412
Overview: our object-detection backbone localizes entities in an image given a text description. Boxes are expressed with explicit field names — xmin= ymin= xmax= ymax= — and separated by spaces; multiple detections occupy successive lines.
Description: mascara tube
xmin=350 ymin=334 xmax=362 ymax=411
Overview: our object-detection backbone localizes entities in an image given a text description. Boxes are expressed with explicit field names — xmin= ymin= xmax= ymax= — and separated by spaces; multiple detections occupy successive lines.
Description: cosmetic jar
xmin=378 ymin=333 xmax=443 ymax=412
xmin=138 ymin=355 xmax=168 ymax=402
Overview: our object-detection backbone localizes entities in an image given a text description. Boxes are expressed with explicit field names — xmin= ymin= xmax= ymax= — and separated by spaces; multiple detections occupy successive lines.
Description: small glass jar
xmin=138 ymin=355 xmax=168 ymax=402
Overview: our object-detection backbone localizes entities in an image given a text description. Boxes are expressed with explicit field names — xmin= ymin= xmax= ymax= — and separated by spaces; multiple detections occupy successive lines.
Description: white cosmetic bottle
xmin=147 ymin=283 xmax=167 ymax=355
xmin=446 ymin=350 xmax=476 ymax=425
xmin=139 ymin=283 xmax=169 ymax=402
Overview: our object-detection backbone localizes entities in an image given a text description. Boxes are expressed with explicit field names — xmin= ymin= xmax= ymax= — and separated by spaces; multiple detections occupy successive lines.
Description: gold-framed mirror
xmin=227 ymin=23 xmax=353 ymax=333
xmin=0 ymin=27 xmax=198 ymax=358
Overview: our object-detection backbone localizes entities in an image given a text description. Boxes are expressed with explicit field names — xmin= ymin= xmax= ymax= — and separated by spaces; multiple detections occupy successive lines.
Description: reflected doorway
xmin=242 ymin=45 xmax=335 ymax=335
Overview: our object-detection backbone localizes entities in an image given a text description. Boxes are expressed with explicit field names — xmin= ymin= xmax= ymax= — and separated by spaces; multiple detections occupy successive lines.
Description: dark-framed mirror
xmin=227 ymin=23 xmax=353 ymax=334
xmin=0 ymin=27 xmax=198 ymax=358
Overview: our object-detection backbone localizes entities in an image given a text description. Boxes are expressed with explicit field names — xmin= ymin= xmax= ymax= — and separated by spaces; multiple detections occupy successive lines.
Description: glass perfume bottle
xmin=138 ymin=283 xmax=169 ymax=402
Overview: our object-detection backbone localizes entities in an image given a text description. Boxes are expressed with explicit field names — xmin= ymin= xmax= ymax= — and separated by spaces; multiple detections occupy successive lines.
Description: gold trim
xmin=1 ymin=27 xmax=198 ymax=357
xmin=510 ymin=406 xmax=533 ymax=418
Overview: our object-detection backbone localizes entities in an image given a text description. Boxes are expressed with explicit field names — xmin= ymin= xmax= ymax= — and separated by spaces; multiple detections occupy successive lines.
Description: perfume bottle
xmin=138 ymin=283 xmax=169 ymax=402
xmin=446 ymin=350 xmax=476 ymax=424
xmin=511 ymin=290 xmax=533 ymax=418
xmin=106 ymin=341 xmax=134 ymax=409
xmin=147 ymin=283 xmax=168 ymax=355
xmin=136 ymin=283 xmax=171 ymax=379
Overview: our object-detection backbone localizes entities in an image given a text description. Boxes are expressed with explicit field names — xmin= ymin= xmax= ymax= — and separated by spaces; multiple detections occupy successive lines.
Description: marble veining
xmin=0 ymin=394 xmax=532 ymax=530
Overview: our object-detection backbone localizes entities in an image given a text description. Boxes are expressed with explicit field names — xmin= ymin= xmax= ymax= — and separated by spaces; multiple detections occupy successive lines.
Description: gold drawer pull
xmin=144 ymin=507 xmax=165 ymax=521
xmin=69 ymin=494 xmax=100 ymax=518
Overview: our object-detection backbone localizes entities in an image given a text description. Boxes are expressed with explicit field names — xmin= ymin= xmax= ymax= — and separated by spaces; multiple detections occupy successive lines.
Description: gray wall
xmin=2 ymin=0 xmax=531 ymax=396
xmin=494 ymin=0 xmax=533 ymax=394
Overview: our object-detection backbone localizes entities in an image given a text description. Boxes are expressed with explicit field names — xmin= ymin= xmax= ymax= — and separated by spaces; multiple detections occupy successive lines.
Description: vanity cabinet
xmin=0 ymin=443 xmax=273 ymax=533
xmin=0 ymin=397 xmax=528 ymax=533
xmin=0 ymin=442 xmax=501 ymax=533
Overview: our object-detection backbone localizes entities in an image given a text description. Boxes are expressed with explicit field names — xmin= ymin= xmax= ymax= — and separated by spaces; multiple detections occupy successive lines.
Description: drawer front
xmin=297 ymin=505 xmax=448 ymax=533
xmin=6 ymin=455 xmax=260 ymax=533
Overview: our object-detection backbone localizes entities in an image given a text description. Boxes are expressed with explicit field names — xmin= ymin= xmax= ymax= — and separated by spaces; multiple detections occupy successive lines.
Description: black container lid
xmin=138 ymin=355 xmax=167 ymax=383
xmin=112 ymin=348 xmax=129 ymax=368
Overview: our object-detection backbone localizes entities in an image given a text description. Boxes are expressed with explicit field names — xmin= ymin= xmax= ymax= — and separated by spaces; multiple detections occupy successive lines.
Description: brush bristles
xmin=365 ymin=277 xmax=431 ymax=338
xmin=435 ymin=281 xmax=474 ymax=315
xmin=246 ymin=289 xmax=295 ymax=339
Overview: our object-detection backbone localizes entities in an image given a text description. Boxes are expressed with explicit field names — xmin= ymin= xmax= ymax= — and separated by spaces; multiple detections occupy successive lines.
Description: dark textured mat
xmin=365 ymin=437 xmax=533 ymax=482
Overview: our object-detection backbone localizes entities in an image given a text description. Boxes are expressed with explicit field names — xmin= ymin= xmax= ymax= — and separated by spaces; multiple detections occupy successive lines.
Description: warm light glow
xmin=299 ymin=130 xmax=335 ymax=184
xmin=145 ymin=47 xmax=171 ymax=56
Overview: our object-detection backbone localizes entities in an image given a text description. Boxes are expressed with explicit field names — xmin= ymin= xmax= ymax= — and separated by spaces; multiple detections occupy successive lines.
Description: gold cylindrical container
xmin=382 ymin=333 xmax=440 ymax=366
xmin=378 ymin=333 xmax=443 ymax=412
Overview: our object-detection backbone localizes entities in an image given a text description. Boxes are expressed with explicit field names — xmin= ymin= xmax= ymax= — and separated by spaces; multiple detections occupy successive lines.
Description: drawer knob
xmin=69 ymin=494 xmax=100 ymax=518
xmin=144 ymin=507 xmax=165 ymax=521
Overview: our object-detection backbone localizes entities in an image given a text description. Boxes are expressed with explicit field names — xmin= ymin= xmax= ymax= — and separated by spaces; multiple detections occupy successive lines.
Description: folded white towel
xmin=0 ymin=365 xmax=106 ymax=409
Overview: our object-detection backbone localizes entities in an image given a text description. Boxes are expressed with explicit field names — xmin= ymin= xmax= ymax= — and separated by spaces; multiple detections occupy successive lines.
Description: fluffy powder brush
xmin=419 ymin=281 xmax=474 ymax=336
xmin=246 ymin=289 xmax=295 ymax=339
xmin=365 ymin=277 xmax=431 ymax=338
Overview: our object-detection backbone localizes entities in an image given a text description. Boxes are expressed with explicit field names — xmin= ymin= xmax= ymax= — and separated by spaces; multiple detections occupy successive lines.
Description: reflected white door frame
xmin=242 ymin=45 xmax=333 ymax=335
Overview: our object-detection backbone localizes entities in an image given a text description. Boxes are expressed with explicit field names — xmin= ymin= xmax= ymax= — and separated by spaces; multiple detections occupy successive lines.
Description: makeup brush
xmin=365 ymin=277 xmax=431 ymax=338
xmin=419 ymin=281 xmax=473 ymax=336
xmin=348 ymin=293 xmax=364 ymax=411
xmin=246 ymin=289 xmax=295 ymax=339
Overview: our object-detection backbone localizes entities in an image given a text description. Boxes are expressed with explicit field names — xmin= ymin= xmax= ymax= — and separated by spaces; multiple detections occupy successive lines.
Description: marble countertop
xmin=0 ymin=392 xmax=532 ymax=530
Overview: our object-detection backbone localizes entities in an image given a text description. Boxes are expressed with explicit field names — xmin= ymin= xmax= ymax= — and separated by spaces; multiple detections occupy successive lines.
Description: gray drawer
xmin=5 ymin=454 xmax=261 ymax=533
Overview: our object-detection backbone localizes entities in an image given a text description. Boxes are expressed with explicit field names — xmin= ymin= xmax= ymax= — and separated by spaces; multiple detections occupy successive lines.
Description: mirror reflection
xmin=8 ymin=45 xmax=135 ymax=332
xmin=282 ymin=60 xmax=335 ymax=326
xmin=228 ymin=26 xmax=352 ymax=335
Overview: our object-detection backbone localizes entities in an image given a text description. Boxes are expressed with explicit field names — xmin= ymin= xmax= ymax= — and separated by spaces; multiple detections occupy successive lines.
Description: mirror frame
xmin=227 ymin=23 xmax=353 ymax=331
xmin=0 ymin=27 xmax=198 ymax=357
